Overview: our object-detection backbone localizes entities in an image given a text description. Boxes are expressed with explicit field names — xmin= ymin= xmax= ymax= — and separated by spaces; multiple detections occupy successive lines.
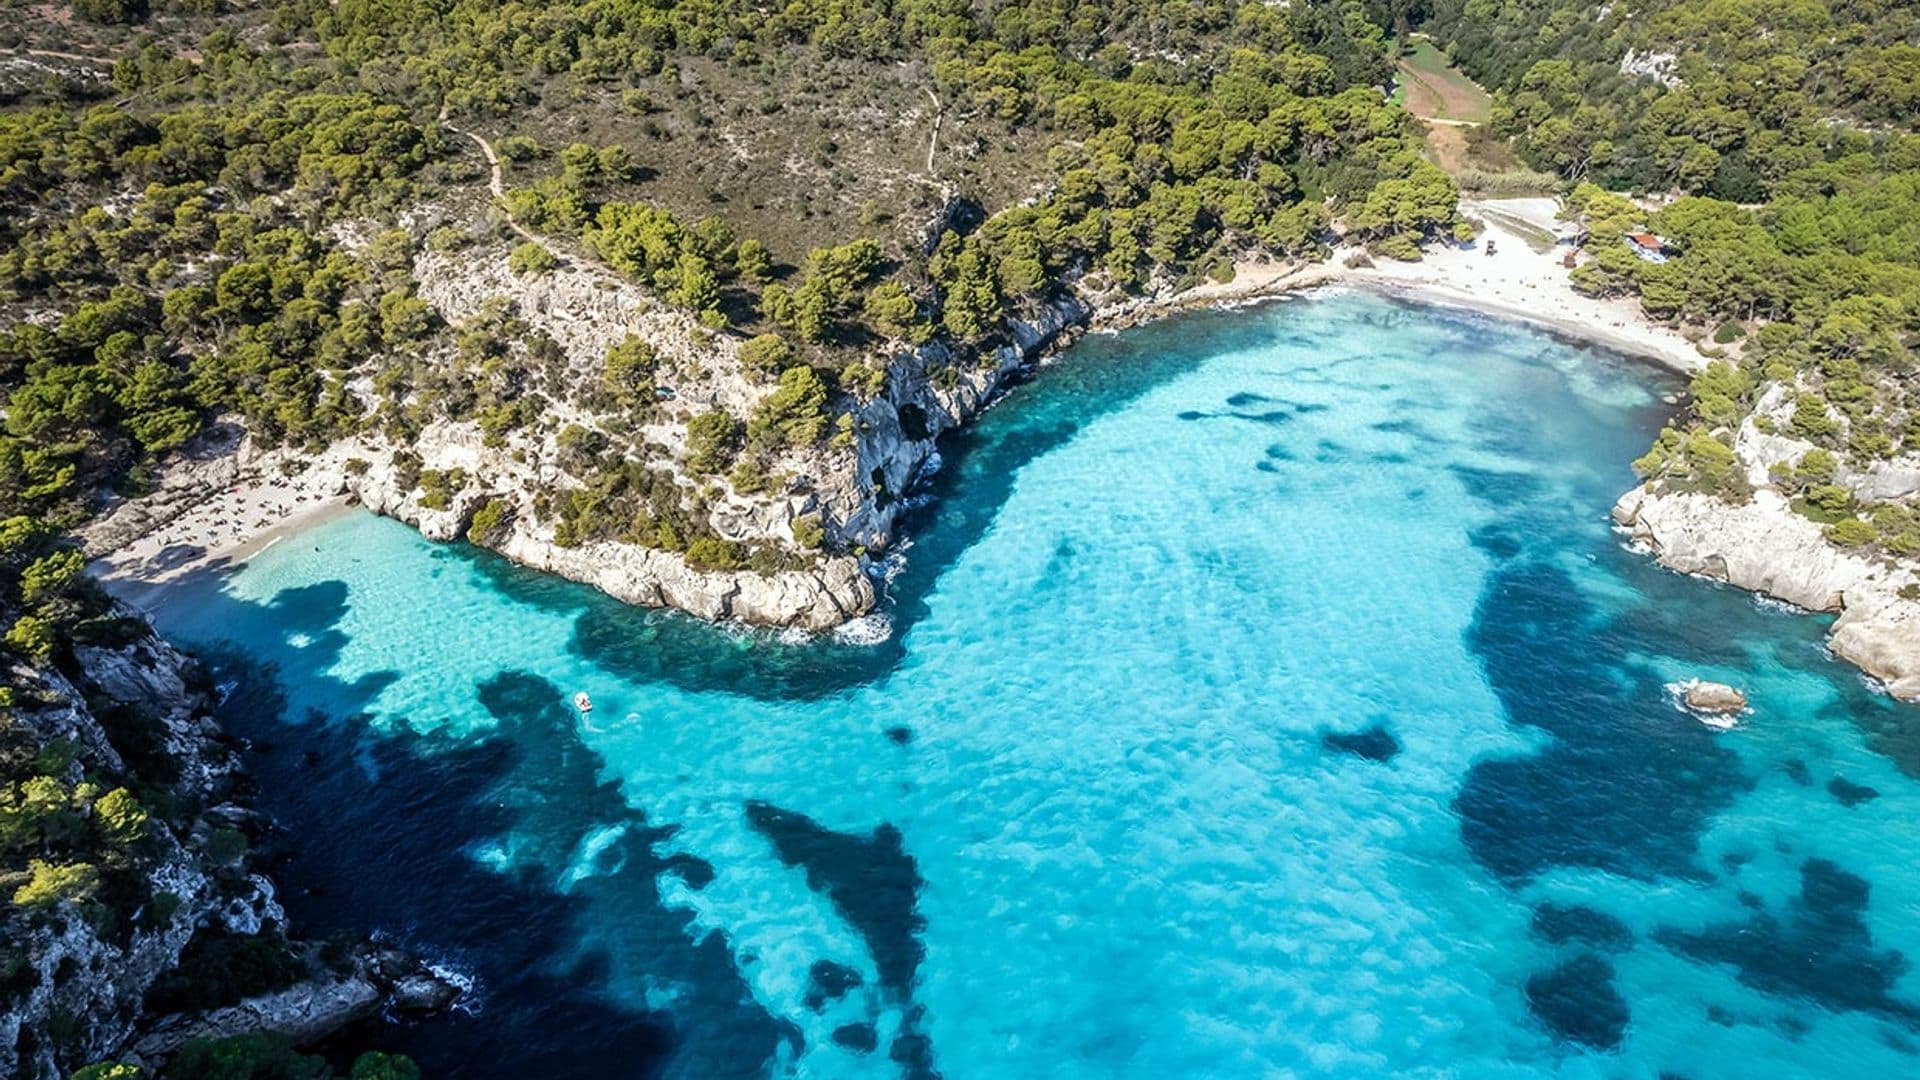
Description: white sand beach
xmin=85 ymin=444 xmax=364 ymax=614
xmin=1167 ymin=196 xmax=1706 ymax=374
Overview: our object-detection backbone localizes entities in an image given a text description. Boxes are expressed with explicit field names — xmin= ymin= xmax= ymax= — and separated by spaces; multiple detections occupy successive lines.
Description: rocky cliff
xmin=284 ymin=229 xmax=1089 ymax=631
xmin=1613 ymin=486 xmax=1920 ymax=702
xmin=0 ymin=623 xmax=460 ymax=1077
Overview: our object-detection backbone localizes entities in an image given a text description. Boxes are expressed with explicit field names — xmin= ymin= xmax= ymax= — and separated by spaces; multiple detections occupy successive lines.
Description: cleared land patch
xmin=1396 ymin=39 xmax=1493 ymax=125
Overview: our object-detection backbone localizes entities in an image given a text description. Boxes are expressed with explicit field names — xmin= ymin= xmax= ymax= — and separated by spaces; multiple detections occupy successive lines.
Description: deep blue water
xmin=148 ymin=292 xmax=1920 ymax=1077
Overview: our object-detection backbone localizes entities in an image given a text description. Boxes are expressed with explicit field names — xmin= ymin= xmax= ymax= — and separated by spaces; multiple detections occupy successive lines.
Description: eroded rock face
xmin=345 ymin=244 xmax=1087 ymax=629
xmin=1614 ymin=486 xmax=1920 ymax=702
xmin=125 ymin=948 xmax=465 ymax=1064
xmin=0 ymin=638 xmax=233 ymax=1079
xmin=0 ymin=625 xmax=466 ymax=1079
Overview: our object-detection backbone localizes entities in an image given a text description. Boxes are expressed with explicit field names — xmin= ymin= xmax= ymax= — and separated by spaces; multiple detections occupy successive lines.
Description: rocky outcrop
xmin=1683 ymin=681 xmax=1748 ymax=713
xmin=1614 ymin=486 xmax=1920 ymax=702
xmin=1619 ymin=48 xmax=1681 ymax=88
xmin=0 ymin=624 xmax=462 ymax=1078
xmin=0 ymin=639 xmax=232 ymax=1079
xmin=833 ymin=294 xmax=1089 ymax=550
xmin=340 ymin=423 xmax=876 ymax=631
xmin=125 ymin=947 xmax=464 ymax=1065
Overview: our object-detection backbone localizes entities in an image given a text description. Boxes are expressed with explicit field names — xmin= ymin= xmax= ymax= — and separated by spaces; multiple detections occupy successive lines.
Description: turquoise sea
xmin=148 ymin=291 xmax=1920 ymax=1078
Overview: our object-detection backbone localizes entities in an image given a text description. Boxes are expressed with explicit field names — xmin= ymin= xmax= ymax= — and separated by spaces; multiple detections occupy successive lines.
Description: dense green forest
xmin=0 ymin=0 xmax=1443 ymax=545
xmin=1417 ymin=0 xmax=1920 ymax=555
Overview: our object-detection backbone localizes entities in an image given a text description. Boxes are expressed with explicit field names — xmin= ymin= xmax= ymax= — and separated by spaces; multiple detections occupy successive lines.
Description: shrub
xmin=1827 ymin=518 xmax=1877 ymax=547
xmin=146 ymin=931 xmax=302 ymax=1014
xmin=791 ymin=514 xmax=825 ymax=550
xmin=14 ymin=860 xmax=101 ymax=911
xmin=737 ymin=333 xmax=793 ymax=375
xmin=496 ymin=135 xmax=541 ymax=161
xmin=350 ymin=1053 xmax=422 ymax=1080
xmin=466 ymin=498 xmax=509 ymax=544
xmin=1795 ymin=448 xmax=1837 ymax=486
xmin=93 ymin=788 xmax=148 ymax=845
xmin=747 ymin=366 xmax=829 ymax=450
xmin=4 ymin=615 xmax=56 ymax=663
xmin=1789 ymin=395 xmax=1838 ymax=440
xmin=685 ymin=537 xmax=746 ymax=571
xmin=508 ymin=242 xmax=558 ymax=276
xmin=728 ymin=456 xmax=773 ymax=495
xmin=735 ymin=238 xmax=772 ymax=283
xmin=72 ymin=1064 xmax=144 ymax=1080
xmin=603 ymin=336 xmax=658 ymax=404
xmin=416 ymin=469 xmax=467 ymax=511
xmin=1713 ymin=321 xmax=1746 ymax=343
xmin=685 ymin=410 xmax=740 ymax=474
xmin=205 ymin=827 xmax=248 ymax=867
xmin=1805 ymin=484 xmax=1855 ymax=518
xmin=1368 ymin=233 xmax=1423 ymax=261
xmin=841 ymin=363 xmax=888 ymax=402
xmin=160 ymin=1033 xmax=328 ymax=1080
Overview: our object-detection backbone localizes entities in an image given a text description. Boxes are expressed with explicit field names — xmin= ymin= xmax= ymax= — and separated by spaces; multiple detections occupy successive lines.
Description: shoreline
xmin=88 ymin=197 xmax=1706 ymax=621
xmin=1095 ymin=197 xmax=1705 ymax=375
xmin=85 ymin=448 xmax=364 ymax=616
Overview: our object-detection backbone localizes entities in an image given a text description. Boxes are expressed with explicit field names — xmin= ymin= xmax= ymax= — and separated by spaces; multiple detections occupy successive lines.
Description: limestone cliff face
xmin=833 ymin=294 xmax=1089 ymax=550
xmin=1613 ymin=486 xmax=1920 ymax=702
xmin=1 ymin=634 xmax=251 ymax=1078
xmin=0 ymin=626 xmax=464 ymax=1078
xmin=368 ymin=231 xmax=1093 ymax=629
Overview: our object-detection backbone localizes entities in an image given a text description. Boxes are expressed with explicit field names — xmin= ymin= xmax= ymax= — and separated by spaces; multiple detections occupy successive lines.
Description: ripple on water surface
xmin=152 ymin=292 xmax=1920 ymax=1078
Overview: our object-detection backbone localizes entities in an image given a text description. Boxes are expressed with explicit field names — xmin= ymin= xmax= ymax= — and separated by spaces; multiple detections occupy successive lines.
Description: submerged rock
xmin=1525 ymin=954 xmax=1630 ymax=1050
xmin=831 ymin=1022 xmax=879 ymax=1054
xmin=1320 ymin=724 xmax=1400 ymax=762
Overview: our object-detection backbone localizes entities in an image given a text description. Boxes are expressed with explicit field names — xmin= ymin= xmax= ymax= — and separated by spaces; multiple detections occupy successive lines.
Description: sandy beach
xmin=1124 ymin=196 xmax=1707 ymax=374
xmin=85 ymin=445 xmax=365 ymax=615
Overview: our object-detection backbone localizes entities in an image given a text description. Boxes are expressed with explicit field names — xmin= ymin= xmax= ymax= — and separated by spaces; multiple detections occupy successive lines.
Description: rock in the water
xmin=1684 ymin=681 xmax=1748 ymax=714
xmin=1614 ymin=486 xmax=1920 ymax=702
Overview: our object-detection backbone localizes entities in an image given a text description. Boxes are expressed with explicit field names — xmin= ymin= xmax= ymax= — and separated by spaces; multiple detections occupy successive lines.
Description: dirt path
xmin=922 ymin=86 xmax=942 ymax=175
xmin=439 ymin=108 xmax=541 ymax=245
xmin=16 ymin=47 xmax=112 ymax=65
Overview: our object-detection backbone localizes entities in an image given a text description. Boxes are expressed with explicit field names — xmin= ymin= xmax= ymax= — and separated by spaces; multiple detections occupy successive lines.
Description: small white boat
xmin=573 ymin=692 xmax=593 ymax=714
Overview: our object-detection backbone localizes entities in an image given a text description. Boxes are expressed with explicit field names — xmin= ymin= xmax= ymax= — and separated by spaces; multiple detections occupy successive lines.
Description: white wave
xmin=833 ymin=612 xmax=894 ymax=646
xmin=1750 ymin=593 xmax=1810 ymax=615
xmin=875 ymin=547 xmax=911 ymax=586
xmin=425 ymin=959 xmax=483 ymax=1016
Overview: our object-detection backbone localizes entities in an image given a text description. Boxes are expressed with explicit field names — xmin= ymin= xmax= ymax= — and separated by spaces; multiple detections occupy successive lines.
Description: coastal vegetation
xmin=0 ymin=0 xmax=1467 ymax=608
xmin=1416 ymin=0 xmax=1920 ymax=556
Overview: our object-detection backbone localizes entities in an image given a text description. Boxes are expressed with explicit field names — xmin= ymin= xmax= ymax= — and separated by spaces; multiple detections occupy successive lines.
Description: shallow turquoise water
xmin=151 ymin=291 xmax=1920 ymax=1077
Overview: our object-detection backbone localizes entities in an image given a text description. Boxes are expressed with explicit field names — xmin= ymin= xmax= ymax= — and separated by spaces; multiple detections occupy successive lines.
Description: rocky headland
xmin=0 ymin=618 xmax=461 ymax=1078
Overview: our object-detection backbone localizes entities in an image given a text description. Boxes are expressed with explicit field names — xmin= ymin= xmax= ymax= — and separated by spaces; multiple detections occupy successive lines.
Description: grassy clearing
xmin=486 ymin=55 xmax=1059 ymax=272
xmin=1396 ymin=39 xmax=1494 ymax=125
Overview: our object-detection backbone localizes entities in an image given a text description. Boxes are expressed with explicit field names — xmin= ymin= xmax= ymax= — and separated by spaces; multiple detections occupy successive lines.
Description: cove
xmin=144 ymin=291 xmax=1920 ymax=1077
